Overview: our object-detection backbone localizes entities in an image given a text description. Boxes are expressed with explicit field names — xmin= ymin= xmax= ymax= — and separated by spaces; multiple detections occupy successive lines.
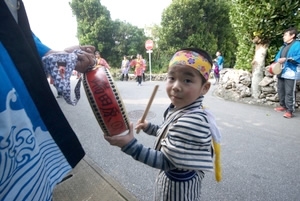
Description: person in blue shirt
xmin=0 ymin=1 xmax=95 ymax=200
xmin=273 ymin=27 xmax=300 ymax=119
xmin=215 ymin=51 xmax=224 ymax=71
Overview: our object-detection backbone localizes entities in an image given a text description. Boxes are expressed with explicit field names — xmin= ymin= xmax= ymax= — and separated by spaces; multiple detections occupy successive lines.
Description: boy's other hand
xmin=104 ymin=123 xmax=134 ymax=148
xmin=135 ymin=119 xmax=148 ymax=132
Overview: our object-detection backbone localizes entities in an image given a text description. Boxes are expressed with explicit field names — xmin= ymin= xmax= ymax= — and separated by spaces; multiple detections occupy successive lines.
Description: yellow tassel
xmin=213 ymin=140 xmax=222 ymax=182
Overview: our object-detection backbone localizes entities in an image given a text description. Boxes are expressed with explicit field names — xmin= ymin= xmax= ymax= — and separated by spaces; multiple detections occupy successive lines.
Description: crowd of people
xmin=94 ymin=52 xmax=148 ymax=85
xmin=50 ymin=47 xmax=222 ymax=89
xmin=68 ymin=52 xmax=147 ymax=85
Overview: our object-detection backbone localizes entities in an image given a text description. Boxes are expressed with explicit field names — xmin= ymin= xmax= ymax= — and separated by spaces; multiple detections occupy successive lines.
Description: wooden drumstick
xmin=136 ymin=85 xmax=159 ymax=134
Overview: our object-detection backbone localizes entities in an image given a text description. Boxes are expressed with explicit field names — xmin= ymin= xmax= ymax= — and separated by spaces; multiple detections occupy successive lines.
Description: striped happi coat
xmin=122 ymin=96 xmax=213 ymax=201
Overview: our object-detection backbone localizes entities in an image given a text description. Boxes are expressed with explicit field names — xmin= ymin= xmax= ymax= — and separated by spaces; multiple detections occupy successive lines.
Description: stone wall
xmin=113 ymin=73 xmax=168 ymax=81
xmin=114 ymin=70 xmax=300 ymax=110
xmin=214 ymin=68 xmax=300 ymax=109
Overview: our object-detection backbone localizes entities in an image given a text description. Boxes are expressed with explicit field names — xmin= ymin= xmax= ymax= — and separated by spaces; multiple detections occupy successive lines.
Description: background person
xmin=213 ymin=60 xmax=220 ymax=85
xmin=216 ymin=51 xmax=224 ymax=71
xmin=130 ymin=54 xmax=144 ymax=86
xmin=273 ymin=27 xmax=300 ymax=119
xmin=140 ymin=54 xmax=147 ymax=82
xmin=120 ymin=55 xmax=130 ymax=81
xmin=95 ymin=51 xmax=110 ymax=69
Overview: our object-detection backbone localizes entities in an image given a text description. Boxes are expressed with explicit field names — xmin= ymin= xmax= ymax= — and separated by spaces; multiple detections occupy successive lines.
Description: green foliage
xmin=234 ymin=41 xmax=255 ymax=70
xmin=110 ymin=20 xmax=147 ymax=66
xmin=151 ymin=48 xmax=172 ymax=73
xmin=230 ymin=0 xmax=300 ymax=70
xmin=69 ymin=0 xmax=299 ymax=74
xmin=69 ymin=0 xmax=147 ymax=67
xmin=70 ymin=0 xmax=114 ymax=58
xmin=157 ymin=0 xmax=238 ymax=70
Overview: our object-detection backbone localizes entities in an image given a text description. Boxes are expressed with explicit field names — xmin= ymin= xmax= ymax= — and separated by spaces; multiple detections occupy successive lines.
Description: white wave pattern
xmin=0 ymin=89 xmax=72 ymax=201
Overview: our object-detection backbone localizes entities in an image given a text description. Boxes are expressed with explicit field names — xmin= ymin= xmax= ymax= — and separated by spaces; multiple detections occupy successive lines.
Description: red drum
xmin=269 ymin=62 xmax=282 ymax=75
xmin=83 ymin=67 xmax=129 ymax=136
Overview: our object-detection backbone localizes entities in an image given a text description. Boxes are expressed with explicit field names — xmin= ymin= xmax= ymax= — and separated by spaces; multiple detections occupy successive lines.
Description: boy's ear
xmin=201 ymin=81 xmax=211 ymax=95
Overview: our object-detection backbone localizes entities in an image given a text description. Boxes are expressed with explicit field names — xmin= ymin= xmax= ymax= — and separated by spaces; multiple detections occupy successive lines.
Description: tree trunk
xmin=251 ymin=43 xmax=268 ymax=99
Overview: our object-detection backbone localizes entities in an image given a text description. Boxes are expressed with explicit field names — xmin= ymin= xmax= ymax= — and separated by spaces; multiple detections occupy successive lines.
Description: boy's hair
xmin=175 ymin=48 xmax=213 ymax=84
xmin=284 ymin=27 xmax=298 ymax=39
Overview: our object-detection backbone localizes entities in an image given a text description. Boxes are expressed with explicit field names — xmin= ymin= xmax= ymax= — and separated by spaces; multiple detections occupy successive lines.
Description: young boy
xmin=105 ymin=48 xmax=220 ymax=201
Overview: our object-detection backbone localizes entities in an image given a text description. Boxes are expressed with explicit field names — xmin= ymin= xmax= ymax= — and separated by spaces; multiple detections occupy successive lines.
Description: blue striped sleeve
xmin=143 ymin=122 xmax=159 ymax=136
xmin=121 ymin=138 xmax=175 ymax=170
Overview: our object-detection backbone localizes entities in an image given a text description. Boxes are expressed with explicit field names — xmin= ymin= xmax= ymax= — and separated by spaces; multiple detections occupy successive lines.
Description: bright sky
xmin=23 ymin=0 xmax=171 ymax=50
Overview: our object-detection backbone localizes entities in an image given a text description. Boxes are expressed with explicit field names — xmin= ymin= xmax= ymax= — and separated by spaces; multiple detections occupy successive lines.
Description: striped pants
xmin=154 ymin=170 xmax=204 ymax=201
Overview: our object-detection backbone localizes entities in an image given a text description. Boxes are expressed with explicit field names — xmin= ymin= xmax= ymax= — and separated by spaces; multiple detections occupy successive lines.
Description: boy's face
xmin=166 ymin=65 xmax=211 ymax=109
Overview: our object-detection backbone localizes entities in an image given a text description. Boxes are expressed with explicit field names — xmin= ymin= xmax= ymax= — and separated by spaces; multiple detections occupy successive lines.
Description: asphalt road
xmin=54 ymin=77 xmax=300 ymax=201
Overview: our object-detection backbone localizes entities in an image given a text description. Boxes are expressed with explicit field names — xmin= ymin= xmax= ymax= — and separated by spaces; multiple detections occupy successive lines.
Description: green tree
xmin=157 ymin=0 xmax=237 ymax=71
xmin=70 ymin=0 xmax=113 ymax=56
xmin=110 ymin=20 xmax=147 ymax=66
xmin=143 ymin=25 xmax=166 ymax=72
xmin=70 ymin=0 xmax=147 ymax=67
xmin=229 ymin=0 xmax=299 ymax=98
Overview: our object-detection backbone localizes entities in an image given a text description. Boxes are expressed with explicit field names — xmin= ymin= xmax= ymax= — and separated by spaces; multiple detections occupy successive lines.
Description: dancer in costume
xmin=140 ymin=54 xmax=147 ymax=82
xmin=105 ymin=48 xmax=222 ymax=201
xmin=95 ymin=51 xmax=110 ymax=69
xmin=0 ymin=1 xmax=95 ymax=200
xmin=120 ymin=55 xmax=130 ymax=81
xmin=130 ymin=54 xmax=144 ymax=86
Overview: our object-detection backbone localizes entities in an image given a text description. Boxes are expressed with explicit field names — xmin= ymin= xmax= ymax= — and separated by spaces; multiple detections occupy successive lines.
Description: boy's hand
xmin=104 ymin=123 xmax=134 ymax=148
xmin=135 ymin=119 xmax=148 ymax=132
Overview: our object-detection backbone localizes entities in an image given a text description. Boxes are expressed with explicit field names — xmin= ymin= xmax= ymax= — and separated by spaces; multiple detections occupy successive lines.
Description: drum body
xmin=83 ymin=67 xmax=129 ymax=136
xmin=269 ymin=62 xmax=282 ymax=75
